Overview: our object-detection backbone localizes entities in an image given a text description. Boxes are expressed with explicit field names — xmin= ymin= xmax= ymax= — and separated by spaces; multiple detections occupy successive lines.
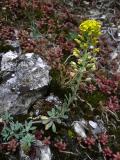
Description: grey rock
xmin=72 ymin=120 xmax=87 ymax=138
xmin=89 ymin=9 xmax=101 ymax=18
xmin=13 ymin=53 xmax=50 ymax=92
xmin=90 ymin=117 xmax=106 ymax=135
xmin=35 ymin=140 xmax=52 ymax=160
xmin=100 ymin=15 xmax=106 ymax=20
xmin=45 ymin=94 xmax=61 ymax=106
xmin=0 ymin=51 xmax=51 ymax=115
xmin=19 ymin=147 xmax=31 ymax=160
xmin=83 ymin=1 xmax=89 ymax=5
xmin=1 ymin=50 xmax=18 ymax=71
xmin=72 ymin=118 xmax=106 ymax=138
xmin=20 ymin=140 xmax=52 ymax=160
xmin=89 ymin=120 xmax=98 ymax=129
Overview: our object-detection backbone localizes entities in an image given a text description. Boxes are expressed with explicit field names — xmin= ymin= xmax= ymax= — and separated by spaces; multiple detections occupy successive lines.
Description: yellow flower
xmin=41 ymin=116 xmax=49 ymax=120
xmin=74 ymin=38 xmax=81 ymax=44
xmin=73 ymin=48 xmax=80 ymax=57
xmin=87 ymin=55 xmax=92 ymax=60
xmin=79 ymin=19 xmax=101 ymax=38
xmin=93 ymin=48 xmax=100 ymax=53
xmin=91 ymin=64 xmax=96 ymax=71
xmin=87 ymin=63 xmax=96 ymax=71
xmin=70 ymin=61 xmax=77 ymax=68
xmin=70 ymin=19 xmax=101 ymax=73
xmin=78 ymin=59 xmax=83 ymax=64
xmin=91 ymin=57 xmax=96 ymax=62
xmin=78 ymin=34 xmax=84 ymax=41
xmin=83 ymin=43 xmax=88 ymax=48
xmin=74 ymin=68 xmax=78 ymax=72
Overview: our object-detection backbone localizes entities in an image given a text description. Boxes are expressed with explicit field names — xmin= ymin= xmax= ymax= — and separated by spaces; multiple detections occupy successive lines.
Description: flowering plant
xmin=79 ymin=19 xmax=101 ymax=37
xmin=71 ymin=19 xmax=101 ymax=72
xmin=42 ymin=19 xmax=102 ymax=133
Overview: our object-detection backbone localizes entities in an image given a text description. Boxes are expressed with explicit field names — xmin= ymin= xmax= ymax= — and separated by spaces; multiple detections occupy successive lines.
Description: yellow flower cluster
xmin=73 ymin=48 xmax=80 ymax=57
xmin=79 ymin=19 xmax=101 ymax=37
xmin=71 ymin=19 xmax=102 ymax=72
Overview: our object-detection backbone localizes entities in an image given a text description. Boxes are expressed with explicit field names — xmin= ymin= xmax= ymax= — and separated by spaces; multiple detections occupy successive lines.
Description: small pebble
xmin=101 ymin=15 xmax=106 ymax=19
xmin=89 ymin=121 xmax=98 ymax=129
xmin=83 ymin=1 xmax=89 ymax=5
xmin=118 ymin=32 xmax=120 ymax=37
xmin=90 ymin=46 xmax=94 ymax=49
xmin=12 ymin=74 xmax=15 ymax=77
xmin=35 ymin=109 xmax=40 ymax=116
xmin=73 ymin=121 xmax=87 ymax=138
xmin=2 ymin=7 xmax=6 ymax=10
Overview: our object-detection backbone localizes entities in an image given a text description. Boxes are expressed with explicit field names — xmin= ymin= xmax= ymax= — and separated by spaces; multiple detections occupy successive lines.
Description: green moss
xmin=85 ymin=91 xmax=106 ymax=108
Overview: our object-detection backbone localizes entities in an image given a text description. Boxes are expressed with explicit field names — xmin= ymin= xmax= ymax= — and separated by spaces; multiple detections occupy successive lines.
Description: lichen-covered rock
xmin=1 ymin=50 xmax=19 ymax=71
xmin=0 ymin=51 xmax=51 ymax=115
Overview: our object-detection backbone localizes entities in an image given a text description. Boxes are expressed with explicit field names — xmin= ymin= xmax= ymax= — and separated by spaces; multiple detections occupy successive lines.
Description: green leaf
xmin=47 ymin=111 xmax=53 ymax=117
xmin=56 ymin=106 xmax=62 ymax=111
xmin=65 ymin=94 xmax=69 ymax=101
xmin=2 ymin=112 xmax=13 ymax=122
xmin=52 ymin=123 xmax=56 ymax=133
xmin=45 ymin=121 xmax=53 ymax=130
xmin=51 ymin=108 xmax=55 ymax=116
xmin=56 ymin=119 xmax=61 ymax=124
xmin=42 ymin=119 xmax=51 ymax=125
xmin=30 ymin=126 xmax=36 ymax=131
xmin=62 ymin=115 xmax=68 ymax=119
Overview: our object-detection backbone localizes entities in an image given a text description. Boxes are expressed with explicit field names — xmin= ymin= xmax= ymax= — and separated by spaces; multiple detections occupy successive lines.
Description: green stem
xmin=62 ymin=52 xmax=88 ymax=111
xmin=47 ymin=52 xmax=88 ymax=122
